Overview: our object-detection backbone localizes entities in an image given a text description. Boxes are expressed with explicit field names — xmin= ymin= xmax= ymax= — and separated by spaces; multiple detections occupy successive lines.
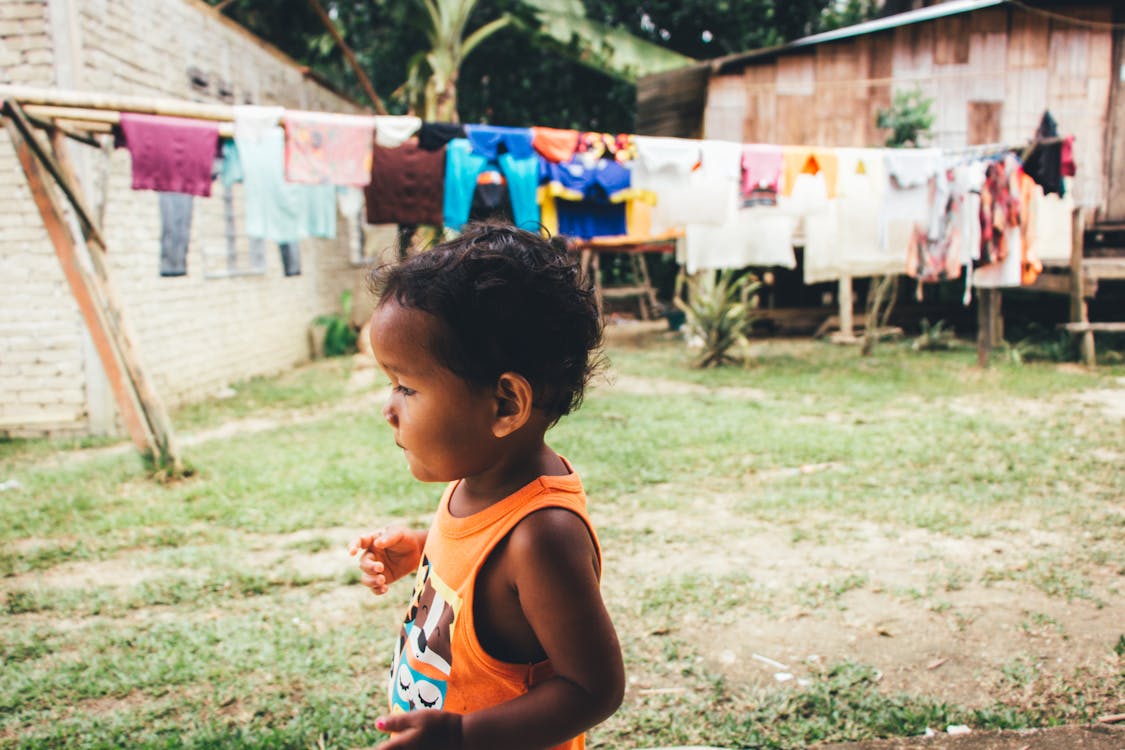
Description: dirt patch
xmin=602 ymin=373 xmax=767 ymax=401
xmin=601 ymin=480 xmax=1124 ymax=714
xmin=814 ymin=723 xmax=1125 ymax=749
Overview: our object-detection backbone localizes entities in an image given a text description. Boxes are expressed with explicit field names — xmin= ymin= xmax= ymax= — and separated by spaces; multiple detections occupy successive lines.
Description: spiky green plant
xmin=674 ymin=269 xmax=761 ymax=368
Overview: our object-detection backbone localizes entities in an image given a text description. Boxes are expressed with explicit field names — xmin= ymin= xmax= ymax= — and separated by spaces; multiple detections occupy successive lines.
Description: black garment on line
xmin=417 ymin=121 xmax=466 ymax=151
xmin=158 ymin=191 xmax=193 ymax=277
xmin=469 ymin=180 xmax=514 ymax=224
xmin=1022 ymin=110 xmax=1064 ymax=196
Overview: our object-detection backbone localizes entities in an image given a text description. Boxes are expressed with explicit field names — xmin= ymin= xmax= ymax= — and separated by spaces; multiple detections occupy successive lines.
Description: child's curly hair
xmin=369 ymin=222 xmax=604 ymax=423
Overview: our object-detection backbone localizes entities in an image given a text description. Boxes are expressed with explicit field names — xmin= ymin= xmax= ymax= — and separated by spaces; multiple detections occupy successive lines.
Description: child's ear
xmin=492 ymin=372 xmax=533 ymax=438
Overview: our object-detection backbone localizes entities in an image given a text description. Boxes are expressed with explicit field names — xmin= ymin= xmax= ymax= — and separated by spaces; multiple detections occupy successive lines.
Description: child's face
xmin=369 ymin=301 xmax=500 ymax=483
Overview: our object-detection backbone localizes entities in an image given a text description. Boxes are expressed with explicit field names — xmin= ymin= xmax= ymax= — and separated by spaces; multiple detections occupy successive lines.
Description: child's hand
xmin=348 ymin=526 xmax=424 ymax=595
xmin=373 ymin=710 xmax=461 ymax=749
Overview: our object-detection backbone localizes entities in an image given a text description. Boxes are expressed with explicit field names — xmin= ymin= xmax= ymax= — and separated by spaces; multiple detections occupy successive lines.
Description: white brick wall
xmin=0 ymin=0 xmax=371 ymax=436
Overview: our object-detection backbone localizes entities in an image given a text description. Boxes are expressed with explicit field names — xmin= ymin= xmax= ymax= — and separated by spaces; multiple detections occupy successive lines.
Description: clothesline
xmin=3 ymin=85 xmax=1077 ymax=303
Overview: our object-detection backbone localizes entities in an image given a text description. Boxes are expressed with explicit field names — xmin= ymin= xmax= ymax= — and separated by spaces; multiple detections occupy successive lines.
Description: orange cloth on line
xmin=532 ymin=127 xmax=581 ymax=163
xmin=1017 ymin=170 xmax=1043 ymax=286
xmin=387 ymin=464 xmax=599 ymax=750
xmin=781 ymin=147 xmax=839 ymax=199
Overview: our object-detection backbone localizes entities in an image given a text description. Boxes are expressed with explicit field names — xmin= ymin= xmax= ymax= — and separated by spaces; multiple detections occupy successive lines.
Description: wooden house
xmin=637 ymin=0 xmax=1125 ymax=354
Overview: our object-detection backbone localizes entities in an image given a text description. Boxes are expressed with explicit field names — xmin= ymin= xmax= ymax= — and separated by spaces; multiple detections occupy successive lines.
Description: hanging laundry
xmin=278 ymin=241 xmax=301 ymax=277
xmin=366 ymin=139 xmax=445 ymax=227
xmin=741 ymin=143 xmax=783 ymax=207
xmin=950 ymin=160 xmax=986 ymax=302
xmin=417 ymin=121 xmax=466 ymax=151
xmin=1031 ymin=190 xmax=1074 ymax=263
xmin=681 ymin=140 xmax=751 ymax=273
xmin=1016 ymin=170 xmax=1043 ymax=286
xmin=975 ymin=154 xmax=1023 ymax=289
xmin=464 ymin=124 xmax=536 ymax=160
xmin=119 ymin=112 xmax=219 ymax=197
xmin=1022 ymin=111 xmax=1076 ymax=198
xmin=469 ymin=170 xmax=514 ymax=224
xmin=575 ymin=132 xmax=617 ymax=160
xmin=232 ymin=106 xmax=336 ymax=244
xmin=684 ymin=202 xmax=797 ymax=274
xmin=781 ymin=148 xmax=838 ymax=199
xmin=540 ymin=157 xmax=631 ymax=240
xmin=632 ymin=135 xmax=700 ymax=234
xmin=282 ymin=110 xmax=376 ymax=187
xmin=881 ymin=148 xmax=942 ymax=265
xmin=979 ymin=157 xmax=1020 ymax=266
xmin=374 ymin=115 xmax=422 ymax=148
xmin=337 ymin=187 xmax=365 ymax=260
xmin=303 ymin=181 xmax=338 ymax=239
xmin=531 ymin=126 xmax=580 ymax=163
xmin=906 ymin=169 xmax=961 ymax=284
xmin=808 ymin=148 xmax=898 ymax=284
xmin=779 ymin=166 xmax=836 ymax=286
xmin=158 ymin=191 xmax=193 ymax=276
xmin=444 ymin=136 xmax=539 ymax=231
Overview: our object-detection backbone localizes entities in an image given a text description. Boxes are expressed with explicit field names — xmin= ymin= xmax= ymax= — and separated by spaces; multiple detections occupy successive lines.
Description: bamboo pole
xmin=5 ymin=102 xmax=184 ymax=474
xmin=0 ymin=84 xmax=236 ymax=121
xmin=6 ymin=102 xmax=105 ymax=248
xmin=21 ymin=104 xmax=237 ymax=138
xmin=5 ymin=115 xmax=154 ymax=455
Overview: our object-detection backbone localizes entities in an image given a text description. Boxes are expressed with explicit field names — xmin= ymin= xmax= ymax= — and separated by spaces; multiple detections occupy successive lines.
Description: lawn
xmin=2 ymin=335 xmax=1123 ymax=749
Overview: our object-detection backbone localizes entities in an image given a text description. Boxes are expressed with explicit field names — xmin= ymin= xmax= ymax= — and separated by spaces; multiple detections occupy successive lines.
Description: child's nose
xmin=382 ymin=399 xmax=397 ymax=426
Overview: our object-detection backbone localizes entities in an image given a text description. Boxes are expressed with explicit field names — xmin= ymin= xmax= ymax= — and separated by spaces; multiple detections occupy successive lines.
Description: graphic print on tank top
xmin=389 ymin=557 xmax=461 ymax=714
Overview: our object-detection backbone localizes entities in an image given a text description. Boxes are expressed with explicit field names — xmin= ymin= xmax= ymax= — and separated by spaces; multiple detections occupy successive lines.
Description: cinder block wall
xmin=1 ymin=0 xmax=370 ymax=436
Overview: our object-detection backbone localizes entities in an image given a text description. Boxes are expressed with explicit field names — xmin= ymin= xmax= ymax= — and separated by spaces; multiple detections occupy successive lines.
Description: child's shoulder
xmin=505 ymin=501 xmax=600 ymax=578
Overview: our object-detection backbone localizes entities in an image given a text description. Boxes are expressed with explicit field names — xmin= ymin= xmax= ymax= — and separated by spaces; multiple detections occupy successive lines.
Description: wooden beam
xmin=976 ymin=288 xmax=995 ymax=368
xmin=1069 ymin=209 xmax=1095 ymax=366
xmin=5 ymin=115 xmax=153 ymax=454
xmin=5 ymin=103 xmax=184 ymax=473
xmin=0 ymin=84 xmax=234 ymax=121
xmin=5 ymin=102 xmax=105 ymax=248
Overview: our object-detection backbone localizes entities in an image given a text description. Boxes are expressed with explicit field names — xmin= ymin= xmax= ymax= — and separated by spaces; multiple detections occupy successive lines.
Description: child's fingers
xmin=347 ymin=534 xmax=375 ymax=555
xmin=373 ymin=525 xmax=415 ymax=550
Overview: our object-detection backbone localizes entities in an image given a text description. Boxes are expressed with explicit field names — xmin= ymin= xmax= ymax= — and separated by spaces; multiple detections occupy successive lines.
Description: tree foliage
xmin=206 ymin=0 xmax=869 ymax=130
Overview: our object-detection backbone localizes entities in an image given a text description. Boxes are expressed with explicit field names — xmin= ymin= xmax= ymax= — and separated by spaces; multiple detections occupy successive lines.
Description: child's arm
xmin=349 ymin=526 xmax=428 ymax=595
xmin=374 ymin=508 xmax=625 ymax=750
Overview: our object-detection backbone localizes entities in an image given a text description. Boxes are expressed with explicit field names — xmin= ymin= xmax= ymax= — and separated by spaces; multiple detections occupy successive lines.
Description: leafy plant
xmin=313 ymin=290 xmax=358 ymax=357
xmin=912 ymin=318 xmax=954 ymax=352
xmin=877 ymin=88 xmax=935 ymax=147
xmin=1008 ymin=324 xmax=1078 ymax=364
xmin=673 ymin=269 xmax=761 ymax=368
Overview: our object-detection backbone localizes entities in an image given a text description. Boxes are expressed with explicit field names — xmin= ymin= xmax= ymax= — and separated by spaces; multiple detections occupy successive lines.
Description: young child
xmin=349 ymin=223 xmax=625 ymax=750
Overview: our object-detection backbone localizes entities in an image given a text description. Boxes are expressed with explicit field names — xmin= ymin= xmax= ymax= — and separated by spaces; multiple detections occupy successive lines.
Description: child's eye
xmin=394 ymin=385 xmax=416 ymax=397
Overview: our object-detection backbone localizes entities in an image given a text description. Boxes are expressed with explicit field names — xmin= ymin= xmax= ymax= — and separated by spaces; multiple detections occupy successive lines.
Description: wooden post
xmin=5 ymin=106 xmax=183 ymax=473
xmin=837 ymin=274 xmax=854 ymax=340
xmin=1069 ymin=209 xmax=1095 ymax=366
xmin=976 ymin=288 xmax=993 ymax=368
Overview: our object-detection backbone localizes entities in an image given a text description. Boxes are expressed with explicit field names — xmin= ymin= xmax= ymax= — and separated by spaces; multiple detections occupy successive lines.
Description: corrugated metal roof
xmin=711 ymin=0 xmax=1009 ymax=73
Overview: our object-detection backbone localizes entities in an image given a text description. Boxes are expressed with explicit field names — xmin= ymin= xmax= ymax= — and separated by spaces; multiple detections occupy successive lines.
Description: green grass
xmin=2 ymin=339 xmax=1123 ymax=748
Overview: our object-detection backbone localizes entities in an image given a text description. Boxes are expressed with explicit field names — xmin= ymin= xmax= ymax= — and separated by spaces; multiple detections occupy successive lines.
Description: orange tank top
xmin=387 ymin=463 xmax=600 ymax=750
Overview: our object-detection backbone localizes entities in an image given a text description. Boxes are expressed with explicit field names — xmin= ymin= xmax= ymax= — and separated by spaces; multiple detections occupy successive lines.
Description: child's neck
xmin=449 ymin=441 xmax=568 ymax=518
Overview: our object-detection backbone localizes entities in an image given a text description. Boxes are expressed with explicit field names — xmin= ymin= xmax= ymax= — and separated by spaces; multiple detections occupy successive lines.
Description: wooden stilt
xmin=976 ymin=288 xmax=993 ymax=368
xmin=5 ymin=104 xmax=183 ymax=473
xmin=1069 ymin=209 xmax=1095 ymax=366
xmin=837 ymin=275 xmax=854 ymax=340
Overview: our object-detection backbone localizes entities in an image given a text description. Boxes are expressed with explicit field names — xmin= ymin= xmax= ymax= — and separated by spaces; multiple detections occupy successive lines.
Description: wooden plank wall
xmin=705 ymin=3 xmax=1114 ymax=211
